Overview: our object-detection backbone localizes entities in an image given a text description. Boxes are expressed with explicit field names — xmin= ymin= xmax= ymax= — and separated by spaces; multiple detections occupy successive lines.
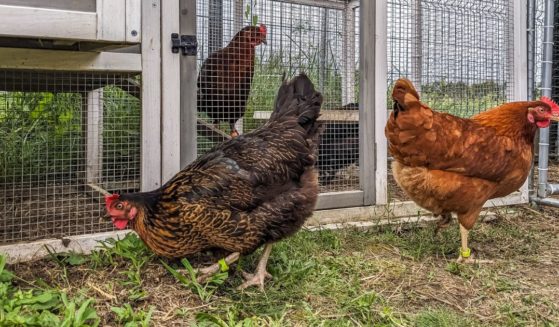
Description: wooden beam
xmin=86 ymin=89 xmax=104 ymax=185
xmin=197 ymin=119 xmax=232 ymax=143
xmin=0 ymin=5 xmax=97 ymax=40
xmin=371 ymin=0 xmax=388 ymax=205
xmin=141 ymin=0 xmax=162 ymax=190
xmin=180 ymin=0 xmax=198 ymax=167
xmin=97 ymin=0 xmax=126 ymax=42
xmin=0 ymin=48 xmax=141 ymax=72
xmin=161 ymin=0 xmax=182 ymax=182
xmin=126 ymin=0 xmax=142 ymax=43
xmin=253 ymin=109 xmax=359 ymax=122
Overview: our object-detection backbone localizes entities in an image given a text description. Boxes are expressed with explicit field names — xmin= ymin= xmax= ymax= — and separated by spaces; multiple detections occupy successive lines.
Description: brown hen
xmin=198 ymin=24 xmax=267 ymax=138
xmin=106 ymin=73 xmax=322 ymax=289
xmin=385 ymin=78 xmax=559 ymax=263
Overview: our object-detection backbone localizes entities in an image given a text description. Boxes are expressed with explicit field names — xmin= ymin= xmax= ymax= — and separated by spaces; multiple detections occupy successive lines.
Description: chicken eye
xmin=538 ymin=107 xmax=544 ymax=113
xmin=116 ymin=203 xmax=124 ymax=210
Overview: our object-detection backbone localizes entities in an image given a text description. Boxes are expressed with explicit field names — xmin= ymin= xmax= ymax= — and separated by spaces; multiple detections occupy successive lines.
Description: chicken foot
xmin=456 ymin=224 xmax=493 ymax=264
xmin=196 ymin=252 xmax=240 ymax=283
xmin=238 ymin=243 xmax=273 ymax=291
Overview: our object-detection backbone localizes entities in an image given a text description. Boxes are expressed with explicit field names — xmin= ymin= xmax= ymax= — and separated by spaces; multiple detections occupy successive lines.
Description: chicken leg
xmin=456 ymin=223 xmax=493 ymax=264
xmin=238 ymin=243 xmax=273 ymax=290
xmin=196 ymin=252 xmax=240 ymax=283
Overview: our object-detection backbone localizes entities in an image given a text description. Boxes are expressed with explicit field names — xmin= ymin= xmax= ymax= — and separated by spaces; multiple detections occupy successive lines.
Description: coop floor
xmin=5 ymin=204 xmax=558 ymax=326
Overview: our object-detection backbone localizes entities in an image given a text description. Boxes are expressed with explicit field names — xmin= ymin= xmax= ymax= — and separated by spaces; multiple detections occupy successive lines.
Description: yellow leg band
xmin=460 ymin=247 xmax=471 ymax=258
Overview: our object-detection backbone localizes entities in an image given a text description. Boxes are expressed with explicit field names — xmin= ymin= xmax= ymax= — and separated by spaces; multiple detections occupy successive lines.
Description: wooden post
xmin=180 ymin=0 xmax=198 ymax=167
xmin=360 ymin=0 xmax=387 ymax=206
xmin=141 ymin=0 xmax=162 ymax=190
xmin=161 ymin=0 xmax=181 ymax=182
xmin=342 ymin=2 xmax=357 ymax=104
xmin=233 ymin=0 xmax=244 ymax=134
xmin=86 ymin=89 xmax=103 ymax=184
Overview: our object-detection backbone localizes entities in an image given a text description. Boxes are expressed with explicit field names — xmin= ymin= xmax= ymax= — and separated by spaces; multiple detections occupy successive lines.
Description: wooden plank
xmin=126 ymin=0 xmax=142 ymax=43
xmin=0 ymin=231 xmax=131 ymax=264
xmin=0 ymin=48 xmax=141 ymax=72
xmin=273 ymin=0 xmax=345 ymax=10
xmin=342 ymin=4 xmax=356 ymax=104
xmin=97 ymin=0 xmax=126 ymax=42
xmin=372 ymin=0 xmax=388 ymax=205
xmin=161 ymin=0 xmax=182 ymax=182
xmin=513 ymin=0 xmax=529 ymax=204
xmin=253 ymin=109 xmax=359 ymax=122
xmin=141 ymin=0 xmax=162 ymax=190
xmin=0 ymin=5 xmax=97 ymax=40
xmin=316 ymin=191 xmax=364 ymax=210
xmin=359 ymin=0 xmax=378 ymax=206
xmin=86 ymin=89 xmax=104 ymax=185
xmin=180 ymin=0 xmax=198 ymax=167
xmin=0 ymin=0 xmax=96 ymax=12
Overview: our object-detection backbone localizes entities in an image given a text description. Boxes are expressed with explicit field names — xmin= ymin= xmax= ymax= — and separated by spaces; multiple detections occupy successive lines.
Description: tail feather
xmin=270 ymin=73 xmax=323 ymax=138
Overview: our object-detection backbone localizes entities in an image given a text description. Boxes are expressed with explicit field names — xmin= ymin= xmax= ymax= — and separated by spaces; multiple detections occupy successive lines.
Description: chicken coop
xmin=0 ymin=0 xmax=531 ymax=261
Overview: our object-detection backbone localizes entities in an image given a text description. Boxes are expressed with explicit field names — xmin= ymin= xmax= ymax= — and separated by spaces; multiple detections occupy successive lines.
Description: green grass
xmin=5 ymin=205 xmax=559 ymax=326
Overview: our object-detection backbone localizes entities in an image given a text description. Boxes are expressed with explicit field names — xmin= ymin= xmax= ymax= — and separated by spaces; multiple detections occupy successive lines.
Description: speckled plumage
xmin=121 ymin=73 xmax=323 ymax=258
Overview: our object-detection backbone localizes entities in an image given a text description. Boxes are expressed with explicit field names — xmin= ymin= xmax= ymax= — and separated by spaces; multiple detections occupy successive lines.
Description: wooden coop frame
xmin=0 ymin=0 xmax=530 ymax=262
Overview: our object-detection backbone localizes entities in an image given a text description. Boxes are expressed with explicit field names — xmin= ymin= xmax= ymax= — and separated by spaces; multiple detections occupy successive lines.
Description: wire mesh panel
xmin=386 ymin=0 xmax=515 ymax=200
xmin=195 ymin=0 xmax=360 ymax=194
xmin=0 ymin=70 xmax=141 ymax=244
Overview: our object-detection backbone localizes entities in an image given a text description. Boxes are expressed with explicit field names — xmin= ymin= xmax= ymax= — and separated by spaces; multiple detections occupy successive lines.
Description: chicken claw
xmin=196 ymin=252 xmax=240 ymax=283
xmin=237 ymin=243 xmax=273 ymax=291
xmin=238 ymin=270 xmax=272 ymax=290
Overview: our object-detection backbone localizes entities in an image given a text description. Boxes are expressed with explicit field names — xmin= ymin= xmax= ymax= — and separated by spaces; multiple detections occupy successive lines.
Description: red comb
xmin=104 ymin=193 xmax=119 ymax=210
xmin=259 ymin=24 xmax=267 ymax=34
xmin=541 ymin=96 xmax=559 ymax=114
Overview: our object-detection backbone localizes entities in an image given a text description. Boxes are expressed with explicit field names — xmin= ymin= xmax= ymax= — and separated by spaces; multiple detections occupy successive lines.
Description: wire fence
xmin=196 ymin=0 xmax=360 ymax=193
xmin=0 ymin=71 xmax=141 ymax=244
xmin=386 ymin=0 xmax=515 ymax=200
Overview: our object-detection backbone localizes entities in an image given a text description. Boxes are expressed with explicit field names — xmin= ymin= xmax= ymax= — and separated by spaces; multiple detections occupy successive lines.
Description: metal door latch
xmin=171 ymin=33 xmax=198 ymax=56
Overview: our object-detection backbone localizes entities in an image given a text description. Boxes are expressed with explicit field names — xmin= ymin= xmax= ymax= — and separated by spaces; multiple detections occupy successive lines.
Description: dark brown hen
xmin=198 ymin=24 xmax=267 ymax=138
xmin=105 ymin=73 xmax=323 ymax=289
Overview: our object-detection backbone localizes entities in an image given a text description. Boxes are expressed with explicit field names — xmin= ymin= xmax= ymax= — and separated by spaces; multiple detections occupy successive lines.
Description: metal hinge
xmin=171 ymin=33 xmax=198 ymax=56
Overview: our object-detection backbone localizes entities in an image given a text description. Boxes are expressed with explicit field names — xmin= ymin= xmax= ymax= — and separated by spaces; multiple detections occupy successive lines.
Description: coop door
xmin=192 ymin=0 xmax=372 ymax=210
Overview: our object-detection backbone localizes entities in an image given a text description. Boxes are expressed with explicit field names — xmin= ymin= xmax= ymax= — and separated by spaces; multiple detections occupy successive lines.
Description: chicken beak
xmin=550 ymin=111 xmax=559 ymax=122
xmin=261 ymin=38 xmax=267 ymax=45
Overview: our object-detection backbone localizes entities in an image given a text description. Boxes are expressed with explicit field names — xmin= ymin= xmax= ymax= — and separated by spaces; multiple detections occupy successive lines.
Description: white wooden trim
xmin=0 ymin=231 xmax=130 ymax=264
xmin=86 ymin=89 xmax=104 ymax=184
xmin=161 ymin=0 xmax=181 ymax=182
xmin=0 ymin=5 xmax=97 ymax=40
xmin=274 ymin=0 xmax=345 ymax=10
xmin=342 ymin=3 xmax=356 ymax=105
xmin=253 ymin=110 xmax=358 ymax=121
xmin=141 ymin=0 xmax=162 ymax=190
xmin=0 ymin=48 xmax=141 ymax=72
xmin=96 ymin=0 xmax=126 ymax=42
xmin=126 ymin=0 xmax=142 ymax=43
xmin=373 ymin=0 xmax=388 ymax=205
xmin=513 ymin=0 xmax=530 ymax=204
xmin=180 ymin=0 xmax=199 ymax=167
